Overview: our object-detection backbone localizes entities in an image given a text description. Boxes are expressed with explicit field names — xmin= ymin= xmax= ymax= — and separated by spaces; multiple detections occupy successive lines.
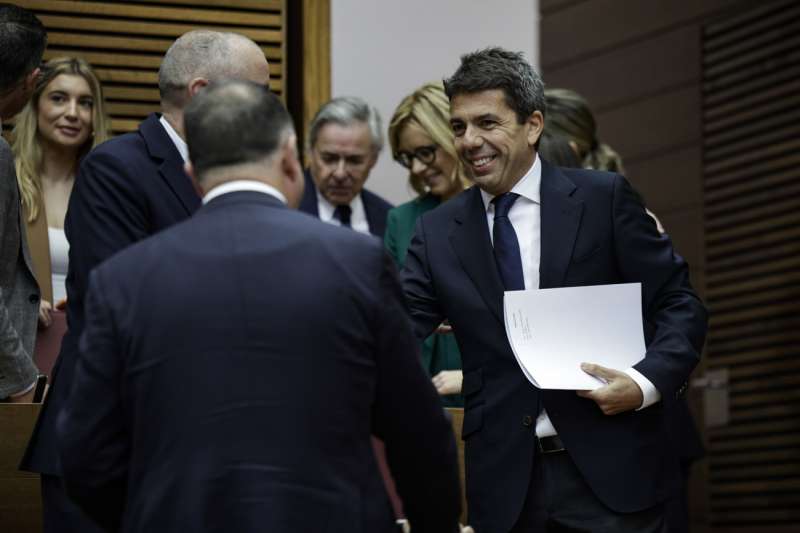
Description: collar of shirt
xmin=159 ymin=114 xmax=189 ymax=164
xmin=479 ymin=154 xmax=541 ymax=212
xmin=202 ymin=179 xmax=287 ymax=205
xmin=316 ymin=190 xmax=371 ymax=235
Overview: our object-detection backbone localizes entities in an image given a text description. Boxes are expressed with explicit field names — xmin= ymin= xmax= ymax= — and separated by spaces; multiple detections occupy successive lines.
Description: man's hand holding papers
xmin=576 ymin=363 xmax=644 ymax=415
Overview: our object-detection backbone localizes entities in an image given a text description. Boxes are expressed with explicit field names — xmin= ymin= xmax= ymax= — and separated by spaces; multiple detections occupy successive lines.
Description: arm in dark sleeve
xmin=612 ymin=175 xmax=708 ymax=397
xmin=64 ymin=149 xmax=150 ymax=328
xmin=372 ymin=251 xmax=461 ymax=533
xmin=57 ymin=268 xmax=128 ymax=532
xmin=399 ymin=216 xmax=445 ymax=341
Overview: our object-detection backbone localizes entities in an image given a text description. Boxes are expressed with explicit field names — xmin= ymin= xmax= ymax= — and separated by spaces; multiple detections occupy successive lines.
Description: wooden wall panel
xmin=12 ymin=0 xmax=287 ymax=135
xmin=596 ymin=86 xmax=700 ymax=162
xmin=544 ymin=25 xmax=700 ymax=112
xmin=624 ymin=146 xmax=703 ymax=213
xmin=701 ymin=1 xmax=800 ymax=529
xmin=541 ymin=0 xmax=741 ymax=69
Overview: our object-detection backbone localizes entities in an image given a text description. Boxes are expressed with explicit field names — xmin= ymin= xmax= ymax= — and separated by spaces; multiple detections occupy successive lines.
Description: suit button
xmin=28 ymin=294 xmax=39 ymax=304
xmin=522 ymin=415 xmax=533 ymax=427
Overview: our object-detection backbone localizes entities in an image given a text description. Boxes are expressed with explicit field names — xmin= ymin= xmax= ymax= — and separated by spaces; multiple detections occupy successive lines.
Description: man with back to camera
xmin=56 ymin=79 xmax=462 ymax=533
xmin=0 ymin=3 xmax=46 ymax=404
xmin=299 ymin=96 xmax=393 ymax=237
xmin=401 ymin=47 xmax=708 ymax=532
xmin=20 ymin=29 xmax=271 ymax=532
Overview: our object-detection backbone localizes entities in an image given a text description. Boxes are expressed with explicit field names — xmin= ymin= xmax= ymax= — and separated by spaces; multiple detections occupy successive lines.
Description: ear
xmin=187 ymin=77 xmax=210 ymax=99
xmin=280 ymin=134 xmax=305 ymax=208
xmin=184 ymin=161 xmax=205 ymax=197
xmin=526 ymin=110 xmax=545 ymax=147
xmin=25 ymin=68 xmax=41 ymax=91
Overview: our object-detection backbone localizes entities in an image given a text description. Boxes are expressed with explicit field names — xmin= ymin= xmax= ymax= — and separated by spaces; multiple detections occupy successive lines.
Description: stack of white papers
xmin=503 ymin=283 xmax=646 ymax=390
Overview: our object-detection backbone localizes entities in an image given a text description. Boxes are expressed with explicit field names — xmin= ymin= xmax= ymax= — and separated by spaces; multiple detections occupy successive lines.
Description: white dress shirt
xmin=202 ymin=180 xmax=287 ymax=205
xmin=480 ymin=155 xmax=660 ymax=437
xmin=316 ymin=192 xmax=371 ymax=235
xmin=159 ymin=115 xmax=189 ymax=163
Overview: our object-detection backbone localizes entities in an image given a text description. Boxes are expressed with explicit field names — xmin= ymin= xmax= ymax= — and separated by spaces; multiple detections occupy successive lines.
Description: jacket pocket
xmin=462 ymin=403 xmax=484 ymax=440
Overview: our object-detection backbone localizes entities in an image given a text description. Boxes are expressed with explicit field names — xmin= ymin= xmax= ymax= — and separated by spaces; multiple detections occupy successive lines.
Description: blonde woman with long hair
xmin=385 ymin=81 xmax=469 ymax=406
xmin=12 ymin=57 xmax=110 ymax=326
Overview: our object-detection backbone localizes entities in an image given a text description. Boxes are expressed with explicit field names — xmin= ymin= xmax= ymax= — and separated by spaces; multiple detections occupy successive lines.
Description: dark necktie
xmin=333 ymin=204 xmax=352 ymax=228
xmin=491 ymin=193 xmax=525 ymax=291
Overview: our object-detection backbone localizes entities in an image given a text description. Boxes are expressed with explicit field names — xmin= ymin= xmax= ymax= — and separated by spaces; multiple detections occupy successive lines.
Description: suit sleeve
xmin=0 ymin=141 xmax=38 ymax=397
xmin=612 ymin=175 xmax=708 ymax=398
xmin=64 ymin=149 xmax=150 ymax=325
xmin=399 ymin=216 xmax=446 ymax=341
xmin=383 ymin=208 xmax=402 ymax=269
xmin=371 ymin=251 xmax=460 ymax=533
xmin=57 ymin=268 xmax=128 ymax=532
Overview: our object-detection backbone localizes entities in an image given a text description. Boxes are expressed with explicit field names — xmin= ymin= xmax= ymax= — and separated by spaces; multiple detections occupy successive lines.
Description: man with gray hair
xmin=21 ymin=30 xmax=270 ymax=532
xmin=56 ymin=80 xmax=462 ymax=533
xmin=299 ymin=96 xmax=393 ymax=237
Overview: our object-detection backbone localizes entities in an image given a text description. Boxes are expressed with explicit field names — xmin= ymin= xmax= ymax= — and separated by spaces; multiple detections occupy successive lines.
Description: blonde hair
xmin=388 ymin=81 xmax=469 ymax=196
xmin=12 ymin=56 xmax=111 ymax=222
xmin=544 ymin=88 xmax=625 ymax=174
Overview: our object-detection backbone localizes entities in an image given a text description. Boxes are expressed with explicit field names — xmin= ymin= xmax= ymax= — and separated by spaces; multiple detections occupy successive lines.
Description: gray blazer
xmin=0 ymin=135 xmax=40 ymax=397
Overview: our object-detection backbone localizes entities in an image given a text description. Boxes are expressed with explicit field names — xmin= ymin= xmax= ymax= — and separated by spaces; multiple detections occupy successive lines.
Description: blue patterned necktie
xmin=334 ymin=204 xmax=352 ymax=228
xmin=491 ymin=193 xmax=525 ymax=291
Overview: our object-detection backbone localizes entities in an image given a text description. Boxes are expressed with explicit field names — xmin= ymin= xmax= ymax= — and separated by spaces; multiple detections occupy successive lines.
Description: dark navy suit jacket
xmin=401 ymin=161 xmax=707 ymax=533
xmin=22 ymin=113 xmax=201 ymax=475
xmin=56 ymin=191 xmax=461 ymax=533
xmin=298 ymin=170 xmax=392 ymax=238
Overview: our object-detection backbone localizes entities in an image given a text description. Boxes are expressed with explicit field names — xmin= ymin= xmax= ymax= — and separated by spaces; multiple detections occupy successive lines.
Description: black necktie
xmin=334 ymin=204 xmax=352 ymax=228
xmin=492 ymin=193 xmax=525 ymax=291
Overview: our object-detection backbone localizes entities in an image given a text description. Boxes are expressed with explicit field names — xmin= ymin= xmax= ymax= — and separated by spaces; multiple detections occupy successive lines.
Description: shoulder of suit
xmin=361 ymin=188 xmax=393 ymax=211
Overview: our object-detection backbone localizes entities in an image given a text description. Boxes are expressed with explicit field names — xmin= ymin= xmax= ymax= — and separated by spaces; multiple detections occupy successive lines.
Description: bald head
xmin=158 ymin=30 xmax=269 ymax=110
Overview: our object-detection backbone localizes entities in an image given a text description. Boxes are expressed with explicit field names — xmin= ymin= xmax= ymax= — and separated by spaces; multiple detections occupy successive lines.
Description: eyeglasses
xmin=394 ymin=145 xmax=438 ymax=169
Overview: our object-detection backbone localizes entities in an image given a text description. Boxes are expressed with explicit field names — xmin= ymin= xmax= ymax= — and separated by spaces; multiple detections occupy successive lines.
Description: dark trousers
xmin=41 ymin=474 xmax=105 ymax=533
xmin=510 ymin=448 xmax=667 ymax=533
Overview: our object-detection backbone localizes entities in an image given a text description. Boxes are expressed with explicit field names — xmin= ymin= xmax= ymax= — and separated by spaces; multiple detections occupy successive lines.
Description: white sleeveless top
xmin=48 ymin=227 xmax=69 ymax=303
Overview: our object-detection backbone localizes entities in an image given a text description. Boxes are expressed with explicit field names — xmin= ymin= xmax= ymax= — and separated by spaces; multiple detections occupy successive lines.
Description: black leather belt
xmin=537 ymin=435 xmax=566 ymax=454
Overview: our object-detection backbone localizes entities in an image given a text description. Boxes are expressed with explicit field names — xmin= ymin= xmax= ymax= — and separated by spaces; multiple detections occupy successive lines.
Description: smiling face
xmin=449 ymin=89 xmax=543 ymax=196
xmin=36 ymin=74 xmax=94 ymax=152
xmin=396 ymin=121 xmax=460 ymax=200
xmin=308 ymin=122 xmax=377 ymax=206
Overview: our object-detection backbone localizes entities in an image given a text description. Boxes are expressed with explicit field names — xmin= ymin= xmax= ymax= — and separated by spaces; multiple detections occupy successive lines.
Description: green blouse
xmin=384 ymin=193 xmax=463 ymax=407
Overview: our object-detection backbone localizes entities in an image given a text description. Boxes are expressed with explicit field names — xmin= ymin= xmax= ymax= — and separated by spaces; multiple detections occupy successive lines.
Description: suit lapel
xmin=140 ymin=114 xmax=201 ymax=216
xmin=539 ymin=161 xmax=582 ymax=288
xmin=449 ymin=188 xmax=506 ymax=324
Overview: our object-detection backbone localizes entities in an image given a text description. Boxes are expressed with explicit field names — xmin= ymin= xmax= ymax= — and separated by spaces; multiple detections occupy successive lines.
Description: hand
xmin=576 ymin=363 xmax=643 ymax=415
xmin=432 ymin=370 xmax=463 ymax=396
xmin=461 ymin=525 xmax=475 ymax=533
xmin=38 ymin=299 xmax=52 ymax=328
xmin=436 ymin=321 xmax=453 ymax=334
xmin=55 ymin=298 xmax=67 ymax=311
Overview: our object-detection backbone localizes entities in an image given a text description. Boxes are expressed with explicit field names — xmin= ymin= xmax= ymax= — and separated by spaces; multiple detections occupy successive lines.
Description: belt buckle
xmin=537 ymin=435 xmax=565 ymax=454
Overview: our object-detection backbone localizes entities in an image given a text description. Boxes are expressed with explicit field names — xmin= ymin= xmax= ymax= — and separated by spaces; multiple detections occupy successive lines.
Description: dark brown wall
xmin=541 ymin=0 xmax=750 ymax=296
xmin=541 ymin=1 xmax=800 ymax=531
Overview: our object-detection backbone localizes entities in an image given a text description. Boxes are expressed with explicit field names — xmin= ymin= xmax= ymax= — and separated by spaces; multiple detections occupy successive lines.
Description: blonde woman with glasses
xmin=385 ymin=81 xmax=469 ymax=406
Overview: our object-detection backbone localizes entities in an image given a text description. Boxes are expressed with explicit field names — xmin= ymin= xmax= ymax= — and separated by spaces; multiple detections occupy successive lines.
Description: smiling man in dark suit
xmin=299 ymin=96 xmax=393 ymax=237
xmin=56 ymin=80 xmax=461 ymax=533
xmin=401 ymin=47 xmax=708 ymax=533
xmin=21 ymin=29 xmax=271 ymax=532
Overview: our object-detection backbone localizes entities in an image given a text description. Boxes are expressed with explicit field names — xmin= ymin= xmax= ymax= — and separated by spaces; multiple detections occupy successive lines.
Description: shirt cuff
xmin=9 ymin=379 xmax=37 ymax=398
xmin=625 ymin=368 xmax=661 ymax=410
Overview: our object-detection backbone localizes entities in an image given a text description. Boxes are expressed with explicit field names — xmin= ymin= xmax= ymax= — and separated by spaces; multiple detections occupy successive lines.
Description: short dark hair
xmin=444 ymin=47 xmax=545 ymax=124
xmin=184 ymin=80 xmax=293 ymax=177
xmin=0 ymin=3 xmax=47 ymax=92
